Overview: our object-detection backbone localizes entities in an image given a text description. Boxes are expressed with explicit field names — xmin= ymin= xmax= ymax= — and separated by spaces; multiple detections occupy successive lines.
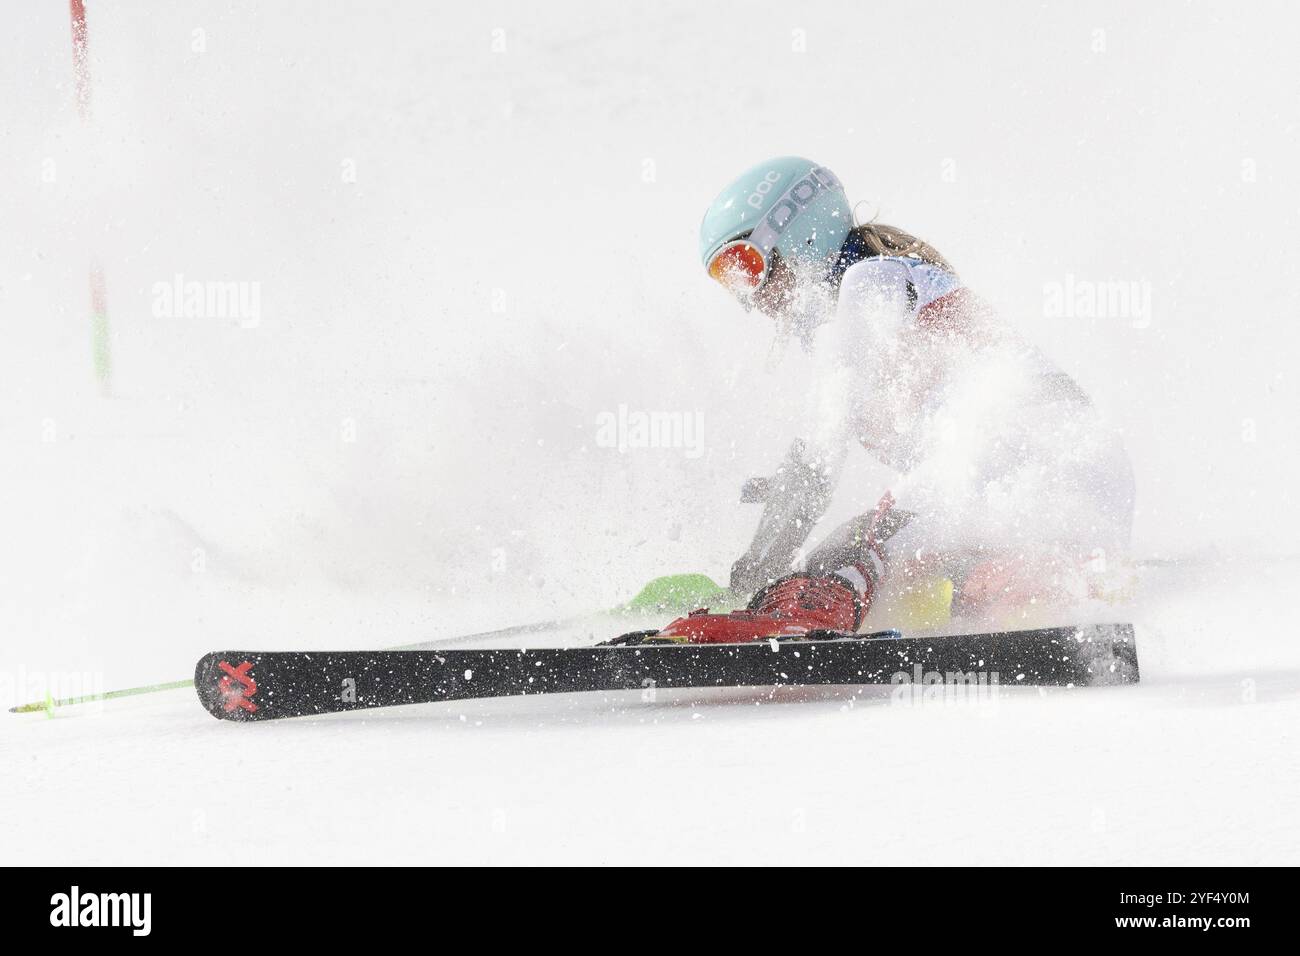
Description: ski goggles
xmin=706 ymin=238 xmax=770 ymax=295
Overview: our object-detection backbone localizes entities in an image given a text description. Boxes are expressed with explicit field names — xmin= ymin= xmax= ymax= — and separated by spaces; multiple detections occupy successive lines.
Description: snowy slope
xmin=2 ymin=0 xmax=1299 ymax=864
xmin=5 ymin=559 xmax=1298 ymax=866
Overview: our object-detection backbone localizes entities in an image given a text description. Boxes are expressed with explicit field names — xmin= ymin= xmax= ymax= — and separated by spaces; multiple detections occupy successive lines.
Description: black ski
xmin=194 ymin=623 xmax=1138 ymax=721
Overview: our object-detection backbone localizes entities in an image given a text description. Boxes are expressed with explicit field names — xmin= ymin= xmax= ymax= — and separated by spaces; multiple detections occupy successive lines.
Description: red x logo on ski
xmin=217 ymin=660 xmax=258 ymax=713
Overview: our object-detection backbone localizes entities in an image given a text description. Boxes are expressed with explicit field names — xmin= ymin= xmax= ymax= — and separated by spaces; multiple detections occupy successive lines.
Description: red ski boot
xmin=653 ymin=572 xmax=864 ymax=644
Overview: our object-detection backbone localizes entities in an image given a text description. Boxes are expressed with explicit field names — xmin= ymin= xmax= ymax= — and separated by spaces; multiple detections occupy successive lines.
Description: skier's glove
xmin=729 ymin=439 xmax=836 ymax=594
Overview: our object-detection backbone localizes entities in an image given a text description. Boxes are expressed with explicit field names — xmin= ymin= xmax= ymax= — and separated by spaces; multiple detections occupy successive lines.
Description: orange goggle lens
xmin=707 ymin=242 xmax=768 ymax=293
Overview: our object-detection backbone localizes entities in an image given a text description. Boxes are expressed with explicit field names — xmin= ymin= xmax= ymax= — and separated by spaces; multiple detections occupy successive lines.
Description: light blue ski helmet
xmin=699 ymin=157 xmax=852 ymax=279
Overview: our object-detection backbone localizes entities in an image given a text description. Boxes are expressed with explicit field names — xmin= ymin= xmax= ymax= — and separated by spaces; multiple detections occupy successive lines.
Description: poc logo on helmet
xmin=763 ymin=166 xmax=841 ymax=236
xmin=746 ymin=170 xmax=782 ymax=209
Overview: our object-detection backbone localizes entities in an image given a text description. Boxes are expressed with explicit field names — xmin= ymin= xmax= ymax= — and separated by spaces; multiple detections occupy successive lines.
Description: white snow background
xmin=1 ymin=0 xmax=1298 ymax=864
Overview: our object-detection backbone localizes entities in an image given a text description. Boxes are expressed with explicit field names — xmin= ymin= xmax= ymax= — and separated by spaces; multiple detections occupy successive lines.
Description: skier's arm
xmin=836 ymin=257 xmax=918 ymax=346
xmin=731 ymin=258 xmax=929 ymax=593
xmin=833 ymin=256 xmax=938 ymax=470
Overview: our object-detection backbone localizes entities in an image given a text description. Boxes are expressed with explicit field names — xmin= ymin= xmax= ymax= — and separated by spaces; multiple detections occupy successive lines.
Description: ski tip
xmin=1077 ymin=621 xmax=1140 ymax=685
xmin=194 ymin=652 xmax=263 ymax=721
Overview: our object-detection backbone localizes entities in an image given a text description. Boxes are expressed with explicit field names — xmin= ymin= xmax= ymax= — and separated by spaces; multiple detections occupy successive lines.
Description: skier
xmin=656 ymin=157 xmax=1134 ymax=643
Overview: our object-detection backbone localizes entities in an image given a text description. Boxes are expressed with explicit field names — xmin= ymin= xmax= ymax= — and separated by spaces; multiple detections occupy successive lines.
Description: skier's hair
xmin=852 ymin=223 xmax=955 ymax=275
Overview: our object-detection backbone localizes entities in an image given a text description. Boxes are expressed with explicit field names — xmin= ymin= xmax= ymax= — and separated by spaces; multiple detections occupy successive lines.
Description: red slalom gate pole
xmin=70 ymin=0 xmax=91 ymax=118
xmin=69 ymin=0 xmax=110 ymax=392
